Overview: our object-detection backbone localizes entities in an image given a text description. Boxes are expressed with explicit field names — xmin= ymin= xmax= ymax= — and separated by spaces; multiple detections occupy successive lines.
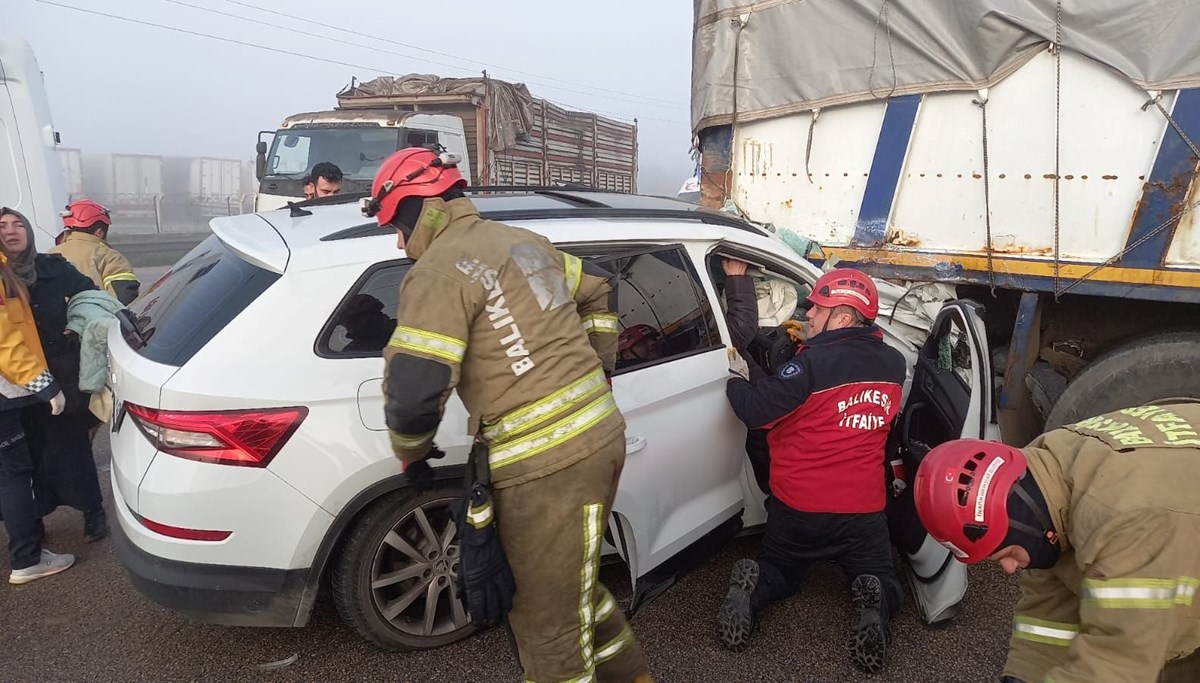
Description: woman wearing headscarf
xmin=0 ymin=208 xmax=71 ymax=584
xmin=0 ymin=208 xmax=108 ymax=544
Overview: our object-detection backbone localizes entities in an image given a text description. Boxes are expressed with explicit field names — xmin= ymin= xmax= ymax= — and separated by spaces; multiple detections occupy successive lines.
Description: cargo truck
xmin=255 ymin=74 xmax=638 ymax=211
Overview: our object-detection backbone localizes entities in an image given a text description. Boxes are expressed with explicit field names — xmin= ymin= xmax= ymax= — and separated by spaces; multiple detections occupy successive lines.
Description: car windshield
xmin=266 ymin=126 xmax=406 ymax=180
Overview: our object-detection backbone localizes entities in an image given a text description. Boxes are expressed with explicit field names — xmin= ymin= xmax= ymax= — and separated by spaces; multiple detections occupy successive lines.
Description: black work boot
xmin=849 ymin=574 xmax=888 ymax=674
xmin=84 ymin=508 xmax=109 ymax=543
xmin=718 ymin=558 xmax=760 ymax=651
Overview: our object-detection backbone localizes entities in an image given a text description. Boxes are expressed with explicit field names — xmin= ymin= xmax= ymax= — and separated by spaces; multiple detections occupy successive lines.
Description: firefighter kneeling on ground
xmin=364 ymin=147 xmax=651 ymax=683
xmin=718 ymin=268 xmax=906 ymax=674
xmin=914 ymin=401 xmax=1200 ymax=683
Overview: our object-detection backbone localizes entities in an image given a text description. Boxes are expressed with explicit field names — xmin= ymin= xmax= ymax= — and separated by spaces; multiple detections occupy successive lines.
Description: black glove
xmin=404 ymin=446 xmax=445 ymax=493
xmin=454 ymin=482 xmax=516 ymax=627
xmin=405 ymin=459 xmax=434 ymax=493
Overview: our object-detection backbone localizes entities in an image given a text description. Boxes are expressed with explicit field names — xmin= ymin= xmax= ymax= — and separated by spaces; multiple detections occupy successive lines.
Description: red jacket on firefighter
xmin=725 ymin=269 xmax=905 ymax=514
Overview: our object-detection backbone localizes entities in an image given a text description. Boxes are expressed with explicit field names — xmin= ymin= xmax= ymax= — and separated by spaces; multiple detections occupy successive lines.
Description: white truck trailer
xmin=692 ymin=0 xmax=1200 ymax=445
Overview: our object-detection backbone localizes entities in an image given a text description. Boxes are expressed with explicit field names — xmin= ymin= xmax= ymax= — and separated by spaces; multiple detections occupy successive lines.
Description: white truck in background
xmin=692 ymin=1 xmax=1200 ymax=446
xmin=0 ymin=35 xmax=68 ymax=250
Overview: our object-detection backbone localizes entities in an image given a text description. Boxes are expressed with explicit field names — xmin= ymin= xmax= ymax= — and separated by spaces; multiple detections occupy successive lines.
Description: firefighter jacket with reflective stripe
xmin=726 ymin=324 xmax=905 ymax=514
xmin=382 ymin=197 xmax=622 ymax=489
xmin=49 ymin=231 xmax=140 ymax=305
xmin=0 ymin=253 xmax=58 ymax=407
xmin=1004 ymin=401 xmax=1200 ymax=683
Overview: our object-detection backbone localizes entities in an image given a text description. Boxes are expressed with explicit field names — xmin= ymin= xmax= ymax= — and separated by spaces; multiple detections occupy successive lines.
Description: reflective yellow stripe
xmin=103 ymin=272 xmax=138 ymax=286
xmin=1082 ymin=576 xmax=1200 ymax=609
xmin=466 ymin=500 xmax=493 ymax=529
xmin=581 ymin=313 xmax=619 ymax=334
xmin=564 ymin=253 xmax=583 ymax=298
xmin=388 ymin=326 xmax=466 ymax=363
xmin=390 ymin=430 xmax=435 ymax=450
xmin=481 ymin=369 xmax=607 ymax=443
xmin=578 ymin=503 xmax=603 ymax=673
xmin=488 ymin=393 xmax=618 ymax=469
xmin=1013 ymin=616 xmax=1078 ymax=647
xmin=595 ymin=591 xmax=617 ymax=623
xmin=594 ymin=624 xmax=634 ymax=664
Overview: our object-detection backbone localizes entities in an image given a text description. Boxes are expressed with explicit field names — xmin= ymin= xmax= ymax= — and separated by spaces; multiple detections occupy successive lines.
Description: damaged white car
xmin=107 ymin=188 xmax=997 ymax=650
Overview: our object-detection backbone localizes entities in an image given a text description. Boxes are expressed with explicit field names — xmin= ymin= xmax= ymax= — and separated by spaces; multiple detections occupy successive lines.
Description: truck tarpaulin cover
xmin=340 ymin=74 xmax=534 ymax=151
xmin=692 ymin=0 xmax=1200 ymax=132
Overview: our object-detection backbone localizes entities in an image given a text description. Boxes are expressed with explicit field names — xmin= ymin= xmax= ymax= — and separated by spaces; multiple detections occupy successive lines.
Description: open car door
xmin=887 ymin=300 xmax=997 ymax=625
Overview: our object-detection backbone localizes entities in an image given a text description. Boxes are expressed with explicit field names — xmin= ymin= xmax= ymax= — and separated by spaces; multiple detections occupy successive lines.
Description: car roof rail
xmin=276 ymin=186 xmax=611 ymax=217
xmin=284 ymin=191 xmax=371 ymax=214
xmin=463 ymin=184 xmax=621 ymax=194
xmin=320 ymin=207 xmax=768 ymax=242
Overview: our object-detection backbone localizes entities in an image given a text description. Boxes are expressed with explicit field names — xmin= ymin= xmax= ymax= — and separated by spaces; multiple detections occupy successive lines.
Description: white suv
xmin=108 ymin=189 xmax=998 ymax=651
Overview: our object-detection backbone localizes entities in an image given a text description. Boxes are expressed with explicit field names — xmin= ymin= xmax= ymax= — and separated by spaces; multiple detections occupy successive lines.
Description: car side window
xmin=587 ymin=245 xmax=723 ymax=374
xmin=320 ymin=261 xmax=411 ymax=358
xmin=928 ymin=316 xmax=973 ymax=390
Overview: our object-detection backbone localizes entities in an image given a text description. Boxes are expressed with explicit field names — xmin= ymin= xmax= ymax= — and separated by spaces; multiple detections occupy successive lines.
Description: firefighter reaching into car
xmin=914 ymin=401 xmax=1200 ymax=683
xmin=718 ymin=267 xmax=906 ymax=674
xmin=364 ymin=147 xmax=652 ymax=683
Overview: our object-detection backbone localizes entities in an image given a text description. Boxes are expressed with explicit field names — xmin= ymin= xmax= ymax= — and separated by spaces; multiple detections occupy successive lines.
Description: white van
xmin=0 ymin=35 xmax=68 ymax=250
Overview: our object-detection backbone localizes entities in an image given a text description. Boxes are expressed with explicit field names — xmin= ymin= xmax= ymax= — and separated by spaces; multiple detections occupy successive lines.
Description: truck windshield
xmin=265 ymin=126 xmax=406 ymax=180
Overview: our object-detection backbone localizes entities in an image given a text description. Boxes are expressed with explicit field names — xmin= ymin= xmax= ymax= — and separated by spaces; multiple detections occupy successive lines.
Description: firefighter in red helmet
xmin=364 ymin=148 xmax=651 ymax=683
xmin=618 ymin=323 xmax=663 ymax=364
xmin=718 ymin=268 xmax=906 ymax=674
xmin=51 ymin=199 xmax=140 ymax=305
xmin=914 ymin=401 xmax=1200 ymax=683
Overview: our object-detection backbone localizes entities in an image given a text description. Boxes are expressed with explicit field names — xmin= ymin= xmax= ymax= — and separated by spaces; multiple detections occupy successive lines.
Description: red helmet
xmin=913 ymin=440 xmax=1028 ymax=564
xmin=619 ymin=324 xmax=661 ymax=353
xmin=807 ymin=268 xmax=879 ymax=320
xmin=62 ymin=199 xmax=112 ymax=229
xmin=363 ymin=148 xmax=467 ymax=226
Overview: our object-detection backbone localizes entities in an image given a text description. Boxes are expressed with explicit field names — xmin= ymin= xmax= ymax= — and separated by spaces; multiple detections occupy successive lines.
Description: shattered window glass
xmin=937 ymin=319 xmax=973 ymax=389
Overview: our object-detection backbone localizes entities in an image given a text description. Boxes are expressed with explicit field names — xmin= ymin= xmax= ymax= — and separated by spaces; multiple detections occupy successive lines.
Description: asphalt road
xmin=0 ymin=427 xmax=1022 ymax=683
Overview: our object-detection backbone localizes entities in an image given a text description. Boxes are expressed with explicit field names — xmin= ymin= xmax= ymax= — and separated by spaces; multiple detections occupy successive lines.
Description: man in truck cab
xmin=719 ymin=268 xmax=906 ymax=674
xmin=364 ymin=147 xmax=651 ymax=683
xmin=50 ymin=199 xmax=140 ymax=306
xmin=914 ymin=402 xmax=1200 ymax=683
xmin=303 ymin=161 xmax=343 ymax=200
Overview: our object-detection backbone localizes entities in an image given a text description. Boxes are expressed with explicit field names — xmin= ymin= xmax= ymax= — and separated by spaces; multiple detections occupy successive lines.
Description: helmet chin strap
xmin=1002 ymin=476 xmax=1061 ymax=570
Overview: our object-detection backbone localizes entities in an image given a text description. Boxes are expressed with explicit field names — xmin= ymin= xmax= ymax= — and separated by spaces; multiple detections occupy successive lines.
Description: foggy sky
xmin=10 ymin=0 xmax=697 ymax=195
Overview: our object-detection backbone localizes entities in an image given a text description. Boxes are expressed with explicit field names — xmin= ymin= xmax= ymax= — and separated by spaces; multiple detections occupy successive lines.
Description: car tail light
xmin=125 ymin=404 xmax=308 ymax=467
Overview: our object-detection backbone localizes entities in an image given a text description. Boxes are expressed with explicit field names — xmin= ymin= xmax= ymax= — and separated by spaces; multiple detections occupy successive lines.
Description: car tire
xmin=1045 ymin=331 xmax=1200 ymax=430
xmin=331 ymin=484 xmax=477 ymax=651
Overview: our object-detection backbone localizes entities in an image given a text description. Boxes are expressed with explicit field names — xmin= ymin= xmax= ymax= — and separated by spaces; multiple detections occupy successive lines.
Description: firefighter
xmin=914 ymin=402 xmax=1200 ymax=683
xmin=364 ymin=147 xmax=651 ymax=683
xmin=50 ymin=200 xmax=140 ymax=305
xmin=617 ymin=324 xmax=663 ymax=364
xmin=718 ymin=268 xmax=906 ymax=674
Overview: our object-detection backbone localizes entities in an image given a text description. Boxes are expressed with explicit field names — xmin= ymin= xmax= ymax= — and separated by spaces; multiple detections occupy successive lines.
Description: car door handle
xmin=626 ymin=435 xmax=647 ymax=455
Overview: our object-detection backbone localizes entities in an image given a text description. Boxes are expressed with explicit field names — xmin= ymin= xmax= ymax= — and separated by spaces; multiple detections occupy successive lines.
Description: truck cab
xmin=254 ymin=110 xmax=470 ymax=212
xmin=0 ymin=35 xmax=68 ymax=250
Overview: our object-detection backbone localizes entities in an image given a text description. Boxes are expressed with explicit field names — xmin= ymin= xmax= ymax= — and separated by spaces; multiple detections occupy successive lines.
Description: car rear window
xmin=121 ymin=236 xmax=281 ymax=366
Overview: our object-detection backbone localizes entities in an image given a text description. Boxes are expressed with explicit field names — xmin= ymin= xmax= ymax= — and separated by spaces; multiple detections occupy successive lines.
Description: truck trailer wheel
xmin=1045 ymin=331 xmax=1200 ymax=430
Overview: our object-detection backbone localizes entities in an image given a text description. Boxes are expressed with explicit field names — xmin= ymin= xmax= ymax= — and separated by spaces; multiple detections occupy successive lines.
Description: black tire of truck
xmin=1044 ymin=331 xmax=1200 ymax=430
xmin=330 ymin=485 xmax=477 ymax=651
